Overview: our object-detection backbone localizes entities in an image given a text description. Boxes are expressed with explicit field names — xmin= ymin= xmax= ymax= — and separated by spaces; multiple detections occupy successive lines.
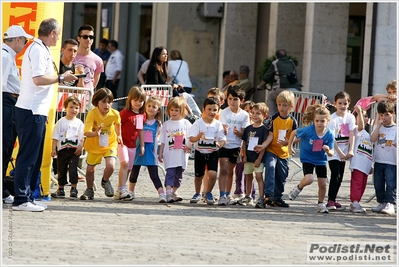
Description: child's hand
xmin=242 ymin=155 xmax=247 ymax=164
xmin=223 ymin=124 xmax=229 ymax=135
xmin=95 ymin=125 xmax=102 ymax=136
xmin=369 ymin=167 xmax=373 ymax=175
xmin=51 ymin=150 xmax=57 ymax=157
xmin=388 ymin=94 xmax=397 ymax=102
xmin=139 ymin=147 xmax=145 ymax=156
xmin=289 ymin=146 xmax=296 ymax=156
xmin=322 ymin=145 xmax=330 ymax=153
xmin=184 ymin=146 xmax=191 ymax=154
xmin=353 ymin=105 xmax=361 ymax=115
xmin=158 ymin=153 xmax=163 ymax=163
xmin=215 ymin=140 xmax=225 ymax=148
xmin=254 ymin=159 xmax=261 ymax=167
xmin=117 ymin=135 xmax=123 ymax=144
xmin=233 ymin=126 xmax=238 ymax=135
xmin=346 ymin=150 xmax=354 ymax=160
xmin=393 ymin=143 xmax=397 ymax=148
xmin=277 ymin=137 xmax=288 ymax=147
xmin=197 ymin=131 xmax=205 ymax=139
xmin=75 ymin=145 xmax=83 ymax=156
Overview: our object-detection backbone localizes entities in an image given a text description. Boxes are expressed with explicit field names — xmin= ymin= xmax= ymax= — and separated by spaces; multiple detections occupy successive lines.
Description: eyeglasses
xmin=79 ymin=35 xmax=95 ymax=40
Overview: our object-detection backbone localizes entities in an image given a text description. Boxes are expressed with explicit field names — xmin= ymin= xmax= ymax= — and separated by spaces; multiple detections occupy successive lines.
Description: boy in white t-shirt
xmin=349 ymin=105 xmax=373 ymax=213
xmin=218 ymin=85 xmax=250 ymax=205
xmin=189 ymin=97 xmax=226 ymax=205
xmin=370 ymin=101 xmax=397 ymax=215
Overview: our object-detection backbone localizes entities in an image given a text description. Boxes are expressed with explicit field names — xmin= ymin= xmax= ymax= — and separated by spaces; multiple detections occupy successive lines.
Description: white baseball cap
xmin=3 ymin=25 xmax=34 ymax=39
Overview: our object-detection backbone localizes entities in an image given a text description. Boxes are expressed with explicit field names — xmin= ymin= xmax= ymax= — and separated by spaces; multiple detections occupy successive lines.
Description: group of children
xmin=50 ymin=79 xmax=397 ymax=215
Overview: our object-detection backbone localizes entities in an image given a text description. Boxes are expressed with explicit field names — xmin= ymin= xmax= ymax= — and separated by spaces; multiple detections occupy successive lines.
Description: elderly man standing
xmin=2 ymin=25 xmax=33 ymax=204
xmin=237 ymin=65 xmax=252 ymax=100
xmin=12 ymin=18 xmax=77 ymax=212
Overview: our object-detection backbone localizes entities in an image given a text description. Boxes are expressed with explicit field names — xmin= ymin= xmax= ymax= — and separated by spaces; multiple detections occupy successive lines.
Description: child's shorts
xmin=194 ymin=150 xmax=219 ymax=178
xmin=117 ymin=144 xmax=137 ymax=170
xmin=86 ymin=149 xmax=117 ymax=166
xmin=244 ymin=162 xmax=264 ymax=175
xmin=218 ymin=147 xmax=241 ymax=164
xmin=302 ymin=162 xmax=327 ymax=178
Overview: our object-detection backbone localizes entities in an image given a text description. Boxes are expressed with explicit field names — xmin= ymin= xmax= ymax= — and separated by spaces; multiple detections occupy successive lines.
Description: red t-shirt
xmin=120 ymin=109 xmax=146 ymax=148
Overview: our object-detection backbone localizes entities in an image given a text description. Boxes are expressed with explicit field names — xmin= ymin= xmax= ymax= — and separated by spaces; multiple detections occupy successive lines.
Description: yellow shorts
xmin=244 ymin=162 xmax=264 ymax=175
xmin=86 ymin=149 xmax=117 ymax=166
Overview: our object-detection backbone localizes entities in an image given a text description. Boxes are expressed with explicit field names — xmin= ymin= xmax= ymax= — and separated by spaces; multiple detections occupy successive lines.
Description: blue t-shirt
xmin=134 ymin=120 xmax=159 ymax=166
xmin=296 ymin=125 xmax=334 ymax=166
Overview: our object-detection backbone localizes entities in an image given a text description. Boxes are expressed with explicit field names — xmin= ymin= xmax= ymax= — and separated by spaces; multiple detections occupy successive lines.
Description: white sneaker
xmin=289 ymin=186 xmax=302 ymax=200
xmin=129 ymin=191 xmax=135 ymax=199
xmin=159 ymin=193 xmax=167 ymax=203
xmin=350 ymin=201 xmax=366 ymax=213
xmin=232 ymin=193 xmax=244 ymax=200
xmin=33 ymin=200 xmax=48 ymax=210
xmin=218 ymin=195 xmax=227 ymax=206
xmin=3 ymin=195 xmax=14 ymax=204
xmin=227 ymin=195 xmax=237 ymax=205
xmin=381 ymin=202 xmax=395 ymax=215
xmin=12 ymin=202 xmax=44 ymax=212
xmin=371 ymin=202 xmax=386 ymax=212
xmin=317 ymin=203 xmax=329 ymax=213
xmin=114 ymin=188 xmax=133 ymax=201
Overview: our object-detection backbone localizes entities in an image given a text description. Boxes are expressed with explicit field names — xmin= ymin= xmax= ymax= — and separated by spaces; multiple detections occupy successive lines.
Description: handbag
xmin=172 ymin=60 xmax=183 ymax=84
xmin=286 ymin=60 xmax=298 ymax=84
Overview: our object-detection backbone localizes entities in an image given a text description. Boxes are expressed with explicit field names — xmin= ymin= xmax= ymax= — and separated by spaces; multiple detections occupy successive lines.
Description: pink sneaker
xmin=334 ymin=201 xmax=346 ymax=211
xmin=326 ymin=200 xmax=336 ymax=210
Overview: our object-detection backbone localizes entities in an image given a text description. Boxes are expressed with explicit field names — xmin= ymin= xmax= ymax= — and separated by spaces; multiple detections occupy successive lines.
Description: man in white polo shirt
xmin=2 ymin=25 xmax=33 ymax=204
xmin=105 ymin=40 xmax=124 ymax=101
xmin=13 ymin=18 xmax=77 ymax=212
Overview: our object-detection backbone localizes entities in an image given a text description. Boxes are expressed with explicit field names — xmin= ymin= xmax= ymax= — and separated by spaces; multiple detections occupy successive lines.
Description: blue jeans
xmin=373 ymin=162 xmax=396 ymax=204
xmin=263 ymin=151 xmax=289 ymax=201
xmin=13 ymin=108 xmax=47 ymax=206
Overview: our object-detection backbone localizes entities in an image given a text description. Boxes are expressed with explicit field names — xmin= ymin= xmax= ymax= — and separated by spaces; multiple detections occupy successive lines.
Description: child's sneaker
xmin=350 ymin=201 xmax=365 ymax=213
xmin=200 ymin=192 xmax=206 ymax=203
xmin=70 ymin=187 xmax=78 ymax=198
xmin=381 ymin=202 xmax=395 ymax=215
xmin=114 ymin=188 xmax=132 ymax=201
xmin=238 ymin=196 xmax=253 ymax=206
xmin=288 ymin=185 xmax=302 ymax=200
xmin=326 ymin=200 xmax=336 ymax=210
xmin=255 ymin=197 xmax=265 ymax=208
xmin=51 ymin=188 xmax=65 ymax=199
xmin=80 ymin=188 xmax=94 ymax=200
xmin=173 ymin=193 xmax=183 ymax=202
xmin=129 ymin=191 xmax=135 ymax=199
xmin=166 ymin=193 xmax=174 ymax=203
xmin=101 ymin=180 xmax=114 ymax=197
xmin=218 ymin=195 xmax=227 ymax=206
xmin=190 ymin=193 xmax=201 ymax=203
xmin=159 ymin=193 xmax=167 ymax=203
xmin=334 ymin=201 xmax=346 ymax=211
xmin=2 ymin=195 xmax=14 ymax=204
xmin=206 ymin=192 xmax=215 ymax=205
xmin=371 ymin=202 xmax=386 ymax=212
xmin=317 ymin=203 xmax=329 ymax=213
xmin=233 ymin=193 xmax=244 ymax=200
xmin=263 ymin=196 xmax=273 ymax=206
xmin=227 ymin=195 xmax=237 ymax=205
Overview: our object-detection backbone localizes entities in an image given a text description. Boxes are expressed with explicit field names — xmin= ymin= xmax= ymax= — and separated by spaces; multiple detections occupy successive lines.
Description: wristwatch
xmin=58 ymin=75 xmax=64 ymax=83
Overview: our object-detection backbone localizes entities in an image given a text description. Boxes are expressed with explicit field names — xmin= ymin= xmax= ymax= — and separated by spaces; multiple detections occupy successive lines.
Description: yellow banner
xmin=2 ymin=2 xmax=64 ymax=196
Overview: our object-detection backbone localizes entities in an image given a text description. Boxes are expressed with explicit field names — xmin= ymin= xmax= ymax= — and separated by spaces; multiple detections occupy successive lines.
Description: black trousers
xmin=57 ymin=148 xmax=80 ymax=186
xmin=328 ymin=160 xmax=346 ymax=202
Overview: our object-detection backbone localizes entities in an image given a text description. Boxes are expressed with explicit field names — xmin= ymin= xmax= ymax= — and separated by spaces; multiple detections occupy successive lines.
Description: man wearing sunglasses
xmin=74 ymin=24 xmax=104 ymax=93
xmin=2 ymin=25 xmax=34 ymax=205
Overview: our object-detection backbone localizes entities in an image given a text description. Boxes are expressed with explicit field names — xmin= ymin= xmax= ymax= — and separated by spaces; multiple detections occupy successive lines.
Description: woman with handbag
xmin=168 ymin=50 xmax=192 ymax=94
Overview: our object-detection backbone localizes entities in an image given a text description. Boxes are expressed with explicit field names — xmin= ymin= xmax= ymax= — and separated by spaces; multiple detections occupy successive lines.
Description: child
xmin=373 ymin=79 xmax=397 ymax=103
xmin=51 ymin=96 xmax=85 ymax=198
xmin=198 ymin=87 xmax=225 ymax=202
xmin=239 ymin=102 xmax=270 ymax=208
xmin=189 ymin=97 xmax=226 ymax=205
xmin=114 ymin=86 xmax=146 ymax=200
xmin=326 ymin=91 xmax=356 ymax=211
xmin=130 ymin=96 xmax=167 ymax=203
xmin=218 ymin=85 xmax=250 ymax=205
xmin=234 ymin=100 xmax=256 ymax=200
xmin=370 ymin=101 xmax=397 ymax=215
xmin=287 ymin=104 xmax=335 ymax=213
xmin=158 ymin=97 xmax=192 ymax=203
xmin=348 ymin=105 xmax=373 ymax=213
xmin=80 ymin=88 xmax=122 ymax=200
xmin=254 ymin=90 xmax=297 ymax=208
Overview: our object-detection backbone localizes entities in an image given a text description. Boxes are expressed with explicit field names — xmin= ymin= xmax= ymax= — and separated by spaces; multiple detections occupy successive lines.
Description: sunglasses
xmin=79 ymin=34 xmax=95 ymax=40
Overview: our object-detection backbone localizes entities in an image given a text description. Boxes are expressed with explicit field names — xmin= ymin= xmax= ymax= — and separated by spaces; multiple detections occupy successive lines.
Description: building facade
xmin=62 ymin=2 xmax=397 ymax=106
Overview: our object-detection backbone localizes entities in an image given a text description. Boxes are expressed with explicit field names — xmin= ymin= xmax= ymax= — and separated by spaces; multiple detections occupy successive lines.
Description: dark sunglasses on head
xmin=80 ymin=34 xmax=95 ymax=40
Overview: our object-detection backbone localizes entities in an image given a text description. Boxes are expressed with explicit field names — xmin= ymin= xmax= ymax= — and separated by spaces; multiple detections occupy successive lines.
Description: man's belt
xmin=3 ymin=92 xmax=19 ymax=99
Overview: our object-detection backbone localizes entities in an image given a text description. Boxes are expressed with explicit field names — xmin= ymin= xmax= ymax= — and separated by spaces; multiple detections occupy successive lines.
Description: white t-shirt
xmin=327 ymin=111 xmax=356 ymax=161
xmin=2 ymin=43 xmax=20 ymax=94
xmin=140 ymin=59 xmax=150 ymax=74
xmin=349 ymin=129 xmax=373 ymax=175
xmin=189 ymin=118 xmax=226 ymax=154
xmin=374 ymin=124 xmax=397 ymax=165
xmin=16 ymin=39 xmax=55 ymax=116
xmin=52 ymin=117 xmax=85 ymax=150
xmin=159 ymin=119 xmax=192 ymax=169
xmin=219 ymin=107 xmax=250 ymax=149
xmin=168 ymin=60 xmax=192 ymax=88
xmin=105 ymin=49 xmax=124 ymax=80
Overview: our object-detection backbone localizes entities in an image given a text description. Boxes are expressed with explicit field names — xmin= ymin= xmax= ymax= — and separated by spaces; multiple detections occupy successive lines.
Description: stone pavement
xmin=2 ymin=154 xmax=397 ymax=266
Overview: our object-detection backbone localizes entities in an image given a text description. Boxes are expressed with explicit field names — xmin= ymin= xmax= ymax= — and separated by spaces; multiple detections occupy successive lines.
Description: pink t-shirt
xmin=74 ymin=52 xmax=104 ymax=90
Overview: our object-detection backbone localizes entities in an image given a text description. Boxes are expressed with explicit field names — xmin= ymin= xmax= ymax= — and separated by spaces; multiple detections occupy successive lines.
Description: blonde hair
xmin=252 ymin=102 xmax=269 ymax=117
xmin=125 ymin=86 xmax=147 ymax=113
xmin=386 ymin=79 xmax=397 ymax=91
xmin=166 ymin=96 xmax=187 ymax=119
xmin=145 ymin=96 xmax=163 ymax=126
xmin=276 ymin=90 xmax=295 ymax=109
xmin=302 ymin=104 xmax=330 ymax=126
